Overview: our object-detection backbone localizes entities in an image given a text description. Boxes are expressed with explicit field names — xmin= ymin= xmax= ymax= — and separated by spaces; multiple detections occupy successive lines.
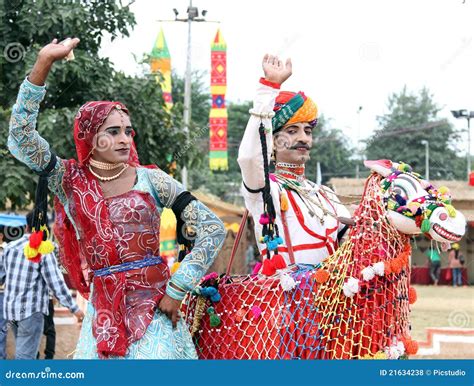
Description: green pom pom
xmin=210 ymin=313 xmax=221 ymax=327
xmin=381 ymin=180 xmax=391 ymax=191
xmin=421 ymin=219 xmax=431 ymax=233
xmin=207 ymin=306 xmax=215 ymax=314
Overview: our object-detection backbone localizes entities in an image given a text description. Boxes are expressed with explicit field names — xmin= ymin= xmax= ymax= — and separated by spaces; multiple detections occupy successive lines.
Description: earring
xmin=271 ymin=150 xmax=276 ymax=162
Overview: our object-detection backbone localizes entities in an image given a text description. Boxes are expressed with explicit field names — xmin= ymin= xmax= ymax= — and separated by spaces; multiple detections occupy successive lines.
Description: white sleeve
xmin=237 ymin=82 xmax=279 ymax=191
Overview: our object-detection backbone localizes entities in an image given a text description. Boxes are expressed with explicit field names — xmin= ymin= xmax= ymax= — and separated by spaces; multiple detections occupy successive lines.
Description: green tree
xmin=307 ymin=115 xmax=356 ymax=183
xmin=366 ymin=87 xmax=464 ymax=180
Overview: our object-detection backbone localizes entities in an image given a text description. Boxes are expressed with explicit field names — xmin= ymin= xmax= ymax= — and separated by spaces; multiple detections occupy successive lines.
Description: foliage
xmin=366 ymin=87 xmax=464 ymax=180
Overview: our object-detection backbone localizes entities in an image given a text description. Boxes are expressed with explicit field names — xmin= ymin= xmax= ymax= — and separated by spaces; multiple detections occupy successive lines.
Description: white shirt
xmin=238 ymin=82 xmax=351 ymax=265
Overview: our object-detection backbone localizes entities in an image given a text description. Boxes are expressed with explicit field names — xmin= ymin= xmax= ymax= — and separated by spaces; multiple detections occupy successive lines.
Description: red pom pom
xmin=29 ymin=230 xmax=44 ymax=249
xmin=402 ymin=338 xmax=419 ymax=355
xmin=390 ymin=258 xmax=403 ymax=274
xmin=415 ymin=216 xmax=423 ymax=229
xmin=27 ymin=253 xmax=42 ymax=264
xmin=404 ymin=243 xmax=411 ymax=254
xmin=262 ymin=258 xmax=276 ymax=276
xmin=408 ymin=287 xmax=417 ymax=304
xmin=271 ymin=254 xmax=287 ymax=270
xmin=398 ymin=252 xmax=409 ymax=266
xmin=312 ymin=269 xmax=330 ymax=284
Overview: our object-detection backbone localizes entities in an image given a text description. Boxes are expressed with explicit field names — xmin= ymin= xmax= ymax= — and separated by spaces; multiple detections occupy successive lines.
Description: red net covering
xmin=184 ymin=173 xmax=417 ymax=359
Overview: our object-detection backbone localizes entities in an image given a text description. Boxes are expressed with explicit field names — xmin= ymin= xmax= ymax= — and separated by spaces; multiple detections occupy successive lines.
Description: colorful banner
xmin=150 ymin=27 xmax=176 ymax=260
xmin=150 ymin=27 xmax=173 ymax=110
xmin=209 ymin=29 xmax=228 ymax=171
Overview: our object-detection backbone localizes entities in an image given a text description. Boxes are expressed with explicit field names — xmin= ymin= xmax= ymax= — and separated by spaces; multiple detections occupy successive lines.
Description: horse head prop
xmin=364 ymin=159 xmax=466 ymax=245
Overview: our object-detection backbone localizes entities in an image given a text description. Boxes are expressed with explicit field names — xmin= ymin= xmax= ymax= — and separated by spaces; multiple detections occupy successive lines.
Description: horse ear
xmin=364 ymin=159 xmax=397 ymax=177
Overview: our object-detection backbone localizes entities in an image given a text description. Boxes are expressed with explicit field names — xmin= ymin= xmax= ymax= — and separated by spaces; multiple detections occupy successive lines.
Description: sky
xmin=99 ymin=0 xmax=474 ymax=151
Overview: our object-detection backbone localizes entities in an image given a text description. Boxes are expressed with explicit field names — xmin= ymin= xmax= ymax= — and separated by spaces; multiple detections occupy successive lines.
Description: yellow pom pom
xmin=170 ymin=262 xmax=181 ymax=275
xmin=445 ymin=204 xmax=457 ymax=218
xmin=24 ymin=244 xmax=39 ymax=258
xmin=373 ymin=351 xmax=388 ymax=359
xmin=438 ymin=186 xmax=449 ymax=195
xmin=280 ymin=192 xmax=289 ymax=212
xmin=38 ymin=240 xmax=55 ymax=255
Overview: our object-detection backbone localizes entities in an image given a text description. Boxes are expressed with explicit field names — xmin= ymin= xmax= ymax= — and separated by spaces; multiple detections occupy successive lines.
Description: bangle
xmin=259 ymin=77 xmax=281 ymax=89
xmin=249 ymin=108 xmax=275 ymax=119
xmin=166 ymin=281 xmax=187 ymax=301
xmin=169 ymin=281 xmax=186 ymax=293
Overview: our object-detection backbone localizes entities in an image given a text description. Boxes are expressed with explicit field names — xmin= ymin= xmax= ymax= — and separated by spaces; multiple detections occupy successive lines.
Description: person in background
xmin=37 ymin=294 xmax=56 ymax=359
xmin=426 ymin=247 xmax=441 ymax=285
xmin=448 ymin=243 xmax=464 ymax=287
xmin=0 ymin=212 xmax=83 ymax=359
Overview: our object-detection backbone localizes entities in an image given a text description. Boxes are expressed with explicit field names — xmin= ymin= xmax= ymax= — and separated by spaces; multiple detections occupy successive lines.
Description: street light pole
xmin=451 ymin=109 xmax=474 ymax=181
xmin=181 ymin=1 xmax=194 ymax=189
xmin=158 ymin=2 xmax=218 ymax=189
xmin=468 ymin=117 xmax=471 ymax=180
xmin=355 ymin=106 xmax=363 ymax=179
xmin=421 ymin=140 xmax=429 ymax=180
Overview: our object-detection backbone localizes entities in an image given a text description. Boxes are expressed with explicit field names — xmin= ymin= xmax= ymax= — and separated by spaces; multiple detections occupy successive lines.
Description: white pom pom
xmin=343 ymin=285 xmax=355 ymax=297
xmin=279 ymin=271 xmax=296 ymax=291
xmin=396 ymin=341 xmax=405 ymax=356
xmin=347 ymin=277 xmax=359 ymax=293
xmin=388 ymin=346 xmax=401 ymax=359
xmin=361 ymin=266 xmax=375 ymax=281
xmin=372 ymin=262 xmax=385 ymax=276
xmin=342 ymin=277 xmax=359 ymax=297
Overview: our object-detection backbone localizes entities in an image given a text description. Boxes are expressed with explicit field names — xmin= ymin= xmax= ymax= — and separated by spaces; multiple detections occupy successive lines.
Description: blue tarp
xmin=0 ymin=213 xmax=26 ymax=227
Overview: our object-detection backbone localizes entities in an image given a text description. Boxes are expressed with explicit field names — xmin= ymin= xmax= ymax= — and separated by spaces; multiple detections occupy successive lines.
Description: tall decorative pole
xmin=150 ymin=27 xmax=177 ymax=261
xmin=150 ymin=27 xmax=173 ymax=110
xmin=209 ymin=28 xmax=228 ymax=171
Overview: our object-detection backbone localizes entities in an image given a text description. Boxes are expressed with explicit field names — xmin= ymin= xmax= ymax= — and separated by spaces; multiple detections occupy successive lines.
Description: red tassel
xmin=408 ymin=287 xmax=417 ymax=304
xmin=28 ymin=254 xmax=42 ymax=264
xmin=262 ymin=258 xmax=276 ymax=276
xmin=29 ymin=230 xmax=44 ymax=249
xmin=271 ymin=254 xmax=287 ymax=270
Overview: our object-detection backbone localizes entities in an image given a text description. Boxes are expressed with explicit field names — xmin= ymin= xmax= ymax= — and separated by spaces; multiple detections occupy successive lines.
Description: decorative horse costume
xmin=185 ymin=159 xmax=466 ymax=359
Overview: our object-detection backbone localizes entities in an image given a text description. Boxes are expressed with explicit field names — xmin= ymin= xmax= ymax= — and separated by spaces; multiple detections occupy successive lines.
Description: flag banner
xmin=209 ymin=29 xmax=228 ymax=171
xmin=150 ymin=27 xmax=173 ymax=110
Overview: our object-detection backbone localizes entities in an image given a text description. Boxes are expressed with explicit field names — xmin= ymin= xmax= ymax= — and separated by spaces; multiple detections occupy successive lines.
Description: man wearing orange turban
xmin=238 ymin=54 xmax=351 ymax=270
xmin=236 ymin=54 xmax=352 ymax=359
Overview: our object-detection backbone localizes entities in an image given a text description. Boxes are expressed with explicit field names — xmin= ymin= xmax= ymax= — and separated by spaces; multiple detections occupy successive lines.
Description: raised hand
xmin=262 ymin=54 xmax=292 ymax=85
xmin=29 ymin=37 xmax=80 ymax=86
xmin=38 ymin=38 xmax=80 ymax=64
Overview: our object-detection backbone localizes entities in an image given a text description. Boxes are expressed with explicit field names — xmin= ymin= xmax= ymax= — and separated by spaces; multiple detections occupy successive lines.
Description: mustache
xmin=289 ymin=143 xmax=310 ymax=150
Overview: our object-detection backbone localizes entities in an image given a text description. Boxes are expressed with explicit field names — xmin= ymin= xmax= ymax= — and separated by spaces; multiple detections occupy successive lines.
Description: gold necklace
xmin=88 ymin=164 xmax=129 ymax=181
xmin=89 ymin=158 xmax=124 ymax=170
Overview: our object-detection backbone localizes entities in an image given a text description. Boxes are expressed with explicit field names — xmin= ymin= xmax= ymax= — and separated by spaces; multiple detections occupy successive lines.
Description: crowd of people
xmin=426 ymin=244 xmax=466 ymax=287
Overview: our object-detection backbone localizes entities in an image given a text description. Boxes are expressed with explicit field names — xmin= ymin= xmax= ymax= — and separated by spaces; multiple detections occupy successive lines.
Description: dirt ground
xmin=6 ymin=322 xmax=80 ymax=360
